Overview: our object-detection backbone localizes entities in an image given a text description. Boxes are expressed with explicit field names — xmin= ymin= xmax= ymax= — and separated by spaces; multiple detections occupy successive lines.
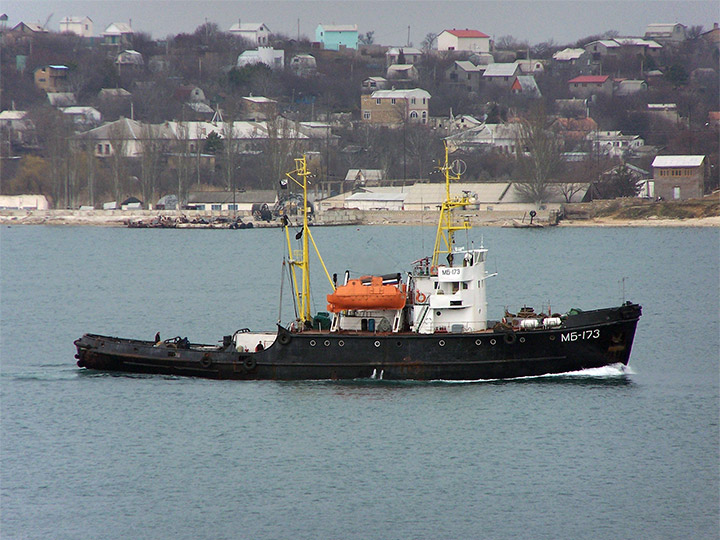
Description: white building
xmin=237 ymin=47 xmax=284 ymax=70
xmin=229 ymin=22 xmax=271 ymax=46
xmin=0 ymin=195 xmax=50 ymax=210
xmin=437 ymin=29 xmax=491 ymax=53
xmin=552 ymin=48 xmax=586 ymax=63
xmin=60 ymin=106 xmax=102 ymax=129
xmin=644 ymin=23 xmax=687 ymax=43
xmin=59 ymin=16 xmax=93 ymax=37
xmin=587 ymin=130 xmax=645 ymax=157
xmin=445 ymin=122 xmax=523 ymax=154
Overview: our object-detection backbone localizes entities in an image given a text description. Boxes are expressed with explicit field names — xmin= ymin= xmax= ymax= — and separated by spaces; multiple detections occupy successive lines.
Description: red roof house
xmin=567 ymin=75 xmax=613 ymax=98
xmin=438 ymin=28 xmax=492 ymax=53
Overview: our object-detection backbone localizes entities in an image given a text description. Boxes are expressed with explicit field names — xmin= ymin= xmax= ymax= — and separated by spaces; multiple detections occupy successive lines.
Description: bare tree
xmin=514 ymin=105 xmax=565 ymax=204
xmin=173 ymin=122 xmax=193 ymax=207
xmin=421 ymin=33 xmax=438 ymax=52
xmin=107 ymin=122 xmax=129 ymax=204
xmin=140 ymin=124 xmax=164 ymax=208
xmin=259 ymin=115 xmax=302 ymax=189
xmin=221 ymin=119 xmax=240 ymax=191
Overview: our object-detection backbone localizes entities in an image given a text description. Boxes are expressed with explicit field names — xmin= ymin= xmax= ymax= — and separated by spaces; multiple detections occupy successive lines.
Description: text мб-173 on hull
xmin=75 ymin=148 xmax=641 ymax=381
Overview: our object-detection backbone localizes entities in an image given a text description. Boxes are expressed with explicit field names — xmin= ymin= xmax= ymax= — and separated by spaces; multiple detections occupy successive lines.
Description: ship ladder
xmin=415 ymin=304 xmax=432 ymax=334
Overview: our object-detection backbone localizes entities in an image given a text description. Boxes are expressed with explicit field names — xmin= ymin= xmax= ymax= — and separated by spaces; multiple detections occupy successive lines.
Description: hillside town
xmin=0 ymin=14 xmax=718 ymax=220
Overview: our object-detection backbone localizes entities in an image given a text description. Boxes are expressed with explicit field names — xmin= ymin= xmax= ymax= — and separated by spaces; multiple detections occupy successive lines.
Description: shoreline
xmin=1 ymin=209 xmax=718 ymax=228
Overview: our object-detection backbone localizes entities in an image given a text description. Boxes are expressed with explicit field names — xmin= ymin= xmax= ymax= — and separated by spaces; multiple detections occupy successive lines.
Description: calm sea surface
xmin=1 ymin=224 xmax=718 ymax=539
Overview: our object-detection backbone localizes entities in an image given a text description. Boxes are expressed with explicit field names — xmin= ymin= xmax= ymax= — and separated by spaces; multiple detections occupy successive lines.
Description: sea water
xmin=1 ymin=225 xmax=718 ymax=539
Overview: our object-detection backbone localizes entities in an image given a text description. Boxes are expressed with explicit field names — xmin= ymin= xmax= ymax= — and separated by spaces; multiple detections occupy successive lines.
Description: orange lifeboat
xmin=327 ymin=276 xmax=407 ymax=313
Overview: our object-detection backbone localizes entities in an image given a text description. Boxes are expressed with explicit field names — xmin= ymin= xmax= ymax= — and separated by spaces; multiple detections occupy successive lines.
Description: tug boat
xmin=75 ymin=149 xmax=642 ymax=381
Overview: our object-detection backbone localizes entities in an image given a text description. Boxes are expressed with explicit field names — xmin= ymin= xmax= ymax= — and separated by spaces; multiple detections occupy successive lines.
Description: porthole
xmin=549 ymin=335 xmax=555 ymax=341
xmin=438 ymin=340 xmax=446 ymax=347
xmin=324 ymin=340 xmax=330 ymax=347
xmin=310 ymin=339 xmax=316 ymax=347
xmin=374 ymin=340 xmax=380 ymax=348
xmin=338 ymin=340 xmax=345 ymax=347
xmin=490 ymin=339 xmax=496 ymax=345
xmin=519 ymin=337 xmax=525 ymax=343
xmin=436 ymin=311 xmax=442 ymax=316
xmin=475 ymin=339 xmax=482 ymax=346
xmin=396 ymin=341 xmax=402 ymax=347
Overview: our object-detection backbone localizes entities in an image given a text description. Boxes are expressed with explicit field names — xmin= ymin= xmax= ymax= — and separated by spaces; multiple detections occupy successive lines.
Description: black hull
xmin=75 ymin=303 xmax=641 ymax=381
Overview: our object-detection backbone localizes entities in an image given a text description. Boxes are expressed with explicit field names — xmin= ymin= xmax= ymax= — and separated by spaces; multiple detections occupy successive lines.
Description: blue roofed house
xmin=316 ymin=24 xmax=358 ymax=50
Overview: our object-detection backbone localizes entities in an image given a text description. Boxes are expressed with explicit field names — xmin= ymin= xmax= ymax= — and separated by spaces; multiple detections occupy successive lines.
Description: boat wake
xmin=433 ymin=363 xmax=634 ymax=384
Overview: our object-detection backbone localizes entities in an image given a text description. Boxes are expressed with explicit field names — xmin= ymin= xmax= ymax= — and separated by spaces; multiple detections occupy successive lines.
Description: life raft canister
xmin=326 ymin=276 xmax=406 ymax=313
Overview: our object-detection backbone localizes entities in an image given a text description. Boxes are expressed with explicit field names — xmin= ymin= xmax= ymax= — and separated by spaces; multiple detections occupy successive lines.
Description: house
xmin=174 ymin=86 xmax=212 ymax=118
xmin=555 ymin=99 xmax=589 ymax=118
xmin=103 ymin=22 xmax=134 ymax=47
xmin=47 ymin=92 xmax=76 ymax=107
xmin=483 ymin=63 xmax=520 ymax=87
xmin=386 ymin=64 xmax=418 ymax=81
xmin=174 ymin=85 xmax=207 ymax=103
xmin=360 ymin=88 xmax=430 ymax=126
xmin=386 ymin=47 xmax=422 ymax=67
xmin=444 ymin=122 xmax=523 ymax=154
xmin=362 ymin=77 xmax=389 ymax=93
xmin=584 ymin=38 xmax=661 ymax=63
xmin=115 ymin=50 xmax=144 ymax=68
xmin=646 ymin=103 xmax=680 ymax=124
xmin=34 ymin=65 xmax=69 ymax=92
xmin=429 ymin=114 xmax=484 ymax=132
xmin=228 ymin=22 xmax=271 ymax=46
xmin=552 ymin=48 xmax=586 ymax=64
xmin=511 ymin=76 xmax=541 ymax=98
xmin=444 ymin=61 xmax=484 ymax=93
xmin=615 ymin=79 xmax=647 ymax=96
xmin=437 ymin=29 xmax=491 ymax=53
xmin=586 ymin=130 xmax=645 ymax=157
xmin=651 ymin=155 xmax=706 ymax=200
xmin=237 ymin=47 xmax=284 ymax=70
xmin=290 ymin=54 xmax=317 ymax=77
xmin=81 ymin=117 xmax=145 ymax=158
xmin=0 ymin=110 xmax=35 ymax=148
xmin=315 ymin=24 xmax=358 ymax=50
xmin=567 ymin=75 xmax=613 ymax=98
xmin=241 ymin=96 xmax=278 ymax=120
xmin=9 ymin=22 xmax=48 ymax=36
xmin=79 ymin=118 xmax=143 ymax=158
xmin=700 ymin=23 xmax=720 ymax=49
xmin=99 ymin=88 xmax=132 ymax=101
xmin=59 ymin=16 xmax=93 ymax=37
xmin=644 ymin=23 xmax=687 ymax=43
xmin=60 ymin=106 xmax=102 ymax=129
xmin=514 ymin=59 xmax=544 ymax=75
xmin=345 ymin=169 xmax=386 ymax=188
xmin=550 ymin=116 xmax=599 ymax=148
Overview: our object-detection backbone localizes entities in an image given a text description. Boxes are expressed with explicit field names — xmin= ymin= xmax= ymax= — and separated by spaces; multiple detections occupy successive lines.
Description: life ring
xmin=244 ymin=357 xmax=257 ymax=371
xmin=504 ymin=332 xmax=517 ymax=345
xmin=416 ymin=291 xmax=427 ymax=303
xmin=430 ymin=266 xmax=438 ymax=276
xmin=200 ymin=354 xmax=212 ymax=368
xmin=278 ymin=333 xmax=291 ymax=345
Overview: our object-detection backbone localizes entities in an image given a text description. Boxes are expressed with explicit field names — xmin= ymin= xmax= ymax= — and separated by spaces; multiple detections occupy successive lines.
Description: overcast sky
xmin=3 ymin=0 xmax=717 ymax=46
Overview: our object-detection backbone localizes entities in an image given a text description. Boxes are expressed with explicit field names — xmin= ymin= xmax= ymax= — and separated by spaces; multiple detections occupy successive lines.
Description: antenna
xmin=619 ymin=277 xmax=627 ymax=303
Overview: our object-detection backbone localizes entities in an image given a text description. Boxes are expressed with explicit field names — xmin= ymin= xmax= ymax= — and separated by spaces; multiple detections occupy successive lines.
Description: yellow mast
xmin=283 ymin=155 xmax=334 ymax=326
xmin=431 ymin=143 xmax=471 ymax=267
